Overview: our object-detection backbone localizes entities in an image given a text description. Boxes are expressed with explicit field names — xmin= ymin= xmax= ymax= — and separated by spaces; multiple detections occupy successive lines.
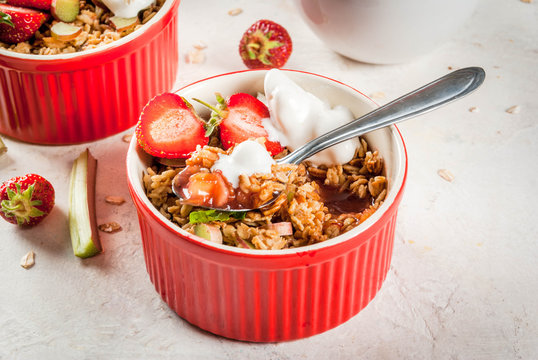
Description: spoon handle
xmin=277 ymin=67 xmax=485 ymax=165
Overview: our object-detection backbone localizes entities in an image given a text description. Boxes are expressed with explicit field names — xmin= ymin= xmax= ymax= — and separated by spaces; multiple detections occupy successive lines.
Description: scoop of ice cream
xmin=100 ymin=0 xmax=154 ymax=18
xmin=263 ymin=69 xmax=360 ymax=166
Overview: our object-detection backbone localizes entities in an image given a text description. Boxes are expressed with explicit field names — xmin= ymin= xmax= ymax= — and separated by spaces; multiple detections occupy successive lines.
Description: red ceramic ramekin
xmin=0 ymin=0 xmax=179 ymax=145
xmin=126 ymin=69 xmax=408 ymax=342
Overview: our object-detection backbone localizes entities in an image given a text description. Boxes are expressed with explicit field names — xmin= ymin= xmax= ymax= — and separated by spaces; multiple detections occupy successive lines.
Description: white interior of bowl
xmin=0 ymin=0 xmax=175 ymax=60
xmin=126 ymin=69 xmax=407 ymax=255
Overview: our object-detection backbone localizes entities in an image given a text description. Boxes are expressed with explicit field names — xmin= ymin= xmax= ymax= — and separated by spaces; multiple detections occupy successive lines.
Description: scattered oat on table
xmin=228 ymin=8 xmax=243 ymax=16
xmin=105 ymin=196 xmax=125 ymax=205
xmin=469 ymin=106 xmax=479 ymax=113
xmin=520 ymin=0 xmax=532 ymax=4
xmin=20 ymin=251 xmax=35 ymax=269
xmin=98 ymin=222 xmax=122 ymax=233
xmin=438 ymin=169 xmax=455 ymax=182
xmin=506 ymin=105 xmax=520 ymax=114
xmin=185 ymin=47 xmax=205 ymax=64
xmin=369 ymin=91 xmax=385 ymax=100
xmin=0 ymin=136 xmax=7 ymax=156
xmin=122 ymin=134 xmax=133 ymax=143
xmin=193 ymin=41 xmax=207 ymax=50
xmin=448 ymin=66 xmax=454 ymax=70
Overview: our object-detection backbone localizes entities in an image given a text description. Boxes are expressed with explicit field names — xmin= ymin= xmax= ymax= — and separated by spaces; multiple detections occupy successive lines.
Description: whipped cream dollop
xmin=100 ymin=0 xmax=154 ymax=18
xmin=211 ymin=140 xmax=275 ymax=188
xmin=263 ymin=69 xmax=360 ymax=166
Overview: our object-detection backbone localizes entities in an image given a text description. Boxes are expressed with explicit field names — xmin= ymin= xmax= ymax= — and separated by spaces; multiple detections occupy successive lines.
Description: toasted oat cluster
xmin=0 ymin=0 xmax=163 ymax=55
xmin=143 ymin=137 xmax=387 ymax=250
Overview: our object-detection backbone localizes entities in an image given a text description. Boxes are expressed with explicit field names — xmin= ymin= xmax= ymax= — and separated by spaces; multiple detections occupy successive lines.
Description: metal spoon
xmin=173 ymin=67 xmax=485 ymax=211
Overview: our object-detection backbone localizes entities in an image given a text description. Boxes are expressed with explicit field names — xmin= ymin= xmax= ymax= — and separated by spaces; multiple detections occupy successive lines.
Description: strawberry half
xmin=195 ymin=92 xmax=283 ymax=156
xmin=0 ymin=173 xmax=55 ymax=226
xmin=6 ymin=0 xmax=52 ymax=11
xmin=135 ymin=93 xmax=209 ymax=159
xmin=0 ymin=4 xmax=49 ymax=44
xmin=239 ymin=19 xmax=292 ymax=69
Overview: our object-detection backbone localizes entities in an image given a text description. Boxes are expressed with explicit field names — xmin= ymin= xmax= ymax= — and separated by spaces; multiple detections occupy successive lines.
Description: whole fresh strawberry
xmin=239 ymin=19 xmax=292 ymax=69
xmin=6 ymin=0 xmax=52 ymax=11
xmin=195 ymin=92 xmax=283 ymax=156
xmin=135 ymin=93 xmax=209 ymax=159
xmin=0 ymin=4 xmax=49 ymax=44
xmin=0 ymin=173 xmax=55 ymax=226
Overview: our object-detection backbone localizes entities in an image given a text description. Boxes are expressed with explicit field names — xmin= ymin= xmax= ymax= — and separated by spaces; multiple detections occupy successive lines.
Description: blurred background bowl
xmin=294 ymin=0 xmax=478 ymax=64
xmin=0 ymin=0 xmax=180 ymax=145
xmin=126 ymin=69 xmax=408 ymax=342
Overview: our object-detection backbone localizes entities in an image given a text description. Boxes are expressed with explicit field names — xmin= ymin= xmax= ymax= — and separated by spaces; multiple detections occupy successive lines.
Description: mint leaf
xmin=189 ymin=209 xmax=246 ymax=224
xmin=0 ymin=12 xmax=14 ymax=28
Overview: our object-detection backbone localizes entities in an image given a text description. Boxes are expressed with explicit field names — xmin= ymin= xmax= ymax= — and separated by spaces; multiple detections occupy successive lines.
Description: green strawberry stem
xmin=193 ymin=93 xmax=228 ymax=137
xmin=1 ymin=184 xmax=44 ymax=225
xmin=0 ymin=11 xmax=14 ymax=28
xmin=246 ymin=29 xmax=283 ymax=66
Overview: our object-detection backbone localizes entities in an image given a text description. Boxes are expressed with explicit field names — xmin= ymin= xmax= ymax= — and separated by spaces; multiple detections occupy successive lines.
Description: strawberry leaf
xmin=0 ymin=11 xmax=14 ymax=28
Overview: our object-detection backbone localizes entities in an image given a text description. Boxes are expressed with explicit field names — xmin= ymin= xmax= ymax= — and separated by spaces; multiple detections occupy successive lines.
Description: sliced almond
xmin=105 ymin=196 xmax=125 ymax=205
xmin=109 ymin=16 xmax=139 ymax=32
xmin=51 ymin=22 xmax=82 ymax=42
xmin=20 ymin=251 xmax=35 ymax=269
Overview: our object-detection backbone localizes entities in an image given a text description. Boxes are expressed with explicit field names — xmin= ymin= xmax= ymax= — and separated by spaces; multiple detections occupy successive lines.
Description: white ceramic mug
xmin=294 ymin=0 xmax=478 ymax=64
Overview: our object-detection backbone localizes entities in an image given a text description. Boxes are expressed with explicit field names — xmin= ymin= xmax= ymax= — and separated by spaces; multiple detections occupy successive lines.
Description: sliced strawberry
xmin=6 ymin=0 xmax=52 ymax=11
xmin=196 ymin=93 xmax=283 ymax=156
xmin=221 ymin=93 xmax=283 ymax=155
xmin=135 ymin=93 xmax=209 ymax=159
xmin=239 ymin=19 xmax=293 ymax=69
xmin=0 ymin=4 xmax=49 ymax=44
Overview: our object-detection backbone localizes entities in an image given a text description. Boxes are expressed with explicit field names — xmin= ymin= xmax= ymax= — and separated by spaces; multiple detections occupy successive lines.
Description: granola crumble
xmin=0 ymin=0 xmax=164 ymax=55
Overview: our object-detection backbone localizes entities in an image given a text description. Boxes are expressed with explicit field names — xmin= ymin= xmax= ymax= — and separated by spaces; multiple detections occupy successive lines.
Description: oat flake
xmin=105 ymin=196 xmax=125 ymax=205
xmin=506 ymin=105 xmax=520 ymax=114
xmin=228 ymin=8 xmax=243 ymax=16
xmin=438 ymin=169 xmax=455 ymax=182
xmin=98 ymin=222 xmax=122 ymax=233
xmin=185 ymin=48 xmax=205 ymax=64
xmin=21 ymin=251 xmax=35 ymax=269
xmin=469 ymin=106 xmax=479 ymax=113
xmin=122 ymin=134 xmax=132 ymax=143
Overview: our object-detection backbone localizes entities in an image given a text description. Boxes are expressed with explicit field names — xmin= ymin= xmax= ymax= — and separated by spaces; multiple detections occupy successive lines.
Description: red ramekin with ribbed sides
xmin=0 ymin=0 xmax=179 ymax=145
xmin=126 ymin=69 xmax=408 ymax=342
